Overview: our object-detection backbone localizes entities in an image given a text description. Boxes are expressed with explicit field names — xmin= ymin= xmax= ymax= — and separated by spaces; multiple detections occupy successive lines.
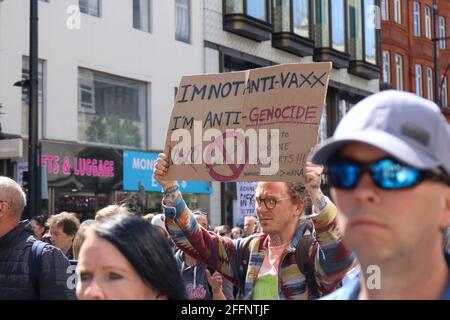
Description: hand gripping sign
xmin=163 ymin=62 xmax=331 ymax=183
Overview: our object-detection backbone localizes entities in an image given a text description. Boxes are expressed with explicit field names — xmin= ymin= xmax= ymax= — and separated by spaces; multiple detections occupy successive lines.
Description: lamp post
xmin=28 ymin=0 xmax=40 ymax=218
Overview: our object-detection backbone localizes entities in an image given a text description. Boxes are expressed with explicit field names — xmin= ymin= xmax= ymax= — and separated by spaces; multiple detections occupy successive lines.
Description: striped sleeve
xmin=310 ymin=196 xmax=356 ymax=295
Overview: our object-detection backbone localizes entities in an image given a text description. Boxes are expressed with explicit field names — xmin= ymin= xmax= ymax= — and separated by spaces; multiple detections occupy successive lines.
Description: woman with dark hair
xmin=76 ymin=214 xmax=187 ymax=300
xmin=30 ymin=215 xmax=47 ymax=240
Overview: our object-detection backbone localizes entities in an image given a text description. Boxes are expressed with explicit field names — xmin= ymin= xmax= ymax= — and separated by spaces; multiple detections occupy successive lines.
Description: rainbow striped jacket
xmin=163 ymin=194 xmax=355 ymax=300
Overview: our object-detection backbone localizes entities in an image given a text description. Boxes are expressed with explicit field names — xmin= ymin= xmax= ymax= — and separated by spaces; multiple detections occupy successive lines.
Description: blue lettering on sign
xmin=123 ymin=150 xmax=211 ymax=194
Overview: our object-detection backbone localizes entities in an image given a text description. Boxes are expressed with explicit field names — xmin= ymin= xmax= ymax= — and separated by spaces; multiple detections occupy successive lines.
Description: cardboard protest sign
xmin=236 ymin=182 xmax=257 ymax=218
xmin=163 ymin=62 xmax=331 ymax=182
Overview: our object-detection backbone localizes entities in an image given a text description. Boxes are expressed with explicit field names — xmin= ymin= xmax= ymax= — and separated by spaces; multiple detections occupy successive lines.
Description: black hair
xmin=91 ymin=214 xmax=187 ymax=300
xmin=31 ymin=215 xmax=47 ymax=228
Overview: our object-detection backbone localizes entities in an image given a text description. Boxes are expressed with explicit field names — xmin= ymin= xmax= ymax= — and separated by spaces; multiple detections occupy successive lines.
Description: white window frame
xmin=425 ymin=6 xmax=431 ymax=39
xmin=133 ymin=0 xmax=152 ymax=33
xmin=79 ymin=70 xmax=96 ymax=114
xmin=383 ymin=51 xmax=391 ymax=84
xmin=415 ymin=64 xmax=423 ymax=97
xmin=395 ymin=54 xmax=403 ymax=90
xmin=381 ymin=0 xmax=389 ymax=21
xmin=413 ymin=2 xmax=420 ymax=36
xmin=175 ymin=0 xmax=191 ymax=43
xmin=394 ymin=0 xmax=401 ymax=24
xmin=439 ymin=16 xmax=446 ymax=49
xmin=79 ymin=0 xmax=101 ymax=17
xmin=427 ymin=67 xmax=433 ymax=101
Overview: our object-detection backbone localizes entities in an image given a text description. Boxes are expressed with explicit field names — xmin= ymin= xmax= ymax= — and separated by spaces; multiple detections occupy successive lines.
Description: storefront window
xmin=53 ymin=190 xmax=109 ymax=221
xmin=115 ymin=191 xmax=200 ymax=215
xmin=78 ymin=68 xmax=147 ymax=149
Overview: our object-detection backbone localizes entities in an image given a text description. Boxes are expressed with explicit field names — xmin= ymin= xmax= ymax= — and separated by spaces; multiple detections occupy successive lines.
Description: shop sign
xmin=40 ymin=141 xmax=123 ymax=190
xmin=123 ymin=150 xmax=211 ymax=194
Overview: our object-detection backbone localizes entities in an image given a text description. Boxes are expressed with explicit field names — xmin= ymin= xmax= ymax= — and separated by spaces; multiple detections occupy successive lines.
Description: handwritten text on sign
xmin=163 ymin=63 xmax=331 ymax=183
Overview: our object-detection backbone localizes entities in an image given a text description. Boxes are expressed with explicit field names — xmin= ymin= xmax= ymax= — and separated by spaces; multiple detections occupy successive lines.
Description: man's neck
xmin=268 ymin=223 xmax=298 ymax=247
xmin=0 ymin=218 xmax=19 ymax=238
xmin=358 ymin=247 xmax=449 ymax=300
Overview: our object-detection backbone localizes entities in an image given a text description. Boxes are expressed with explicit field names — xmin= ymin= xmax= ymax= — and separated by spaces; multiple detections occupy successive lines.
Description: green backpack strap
xmin=295 ymin=234 xmax=320 ymax=299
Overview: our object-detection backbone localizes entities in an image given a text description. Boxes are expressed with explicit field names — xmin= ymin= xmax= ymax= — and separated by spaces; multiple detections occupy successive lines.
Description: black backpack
xmin=28 ymin=240 xmax=48 ymax=298
xmin=295 ymin=234 xmax=320 ymax=299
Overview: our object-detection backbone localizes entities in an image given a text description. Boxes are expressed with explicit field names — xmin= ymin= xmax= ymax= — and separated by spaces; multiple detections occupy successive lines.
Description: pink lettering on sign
xmin=40 ymin=154 xmax=114 ymax=177
xmin=74 ymin=158 xmax=114 ymax=177
xmin=40 ymin=155 xmax=60 ymax=174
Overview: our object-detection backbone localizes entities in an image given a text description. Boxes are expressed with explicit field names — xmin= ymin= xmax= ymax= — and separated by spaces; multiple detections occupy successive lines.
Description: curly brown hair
xmin=285 ymin=182 xmax=307 ymax=204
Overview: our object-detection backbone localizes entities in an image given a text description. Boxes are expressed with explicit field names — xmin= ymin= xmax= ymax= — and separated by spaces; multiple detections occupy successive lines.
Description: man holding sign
xmin=154 ymin=154 xmax=355 ymax=299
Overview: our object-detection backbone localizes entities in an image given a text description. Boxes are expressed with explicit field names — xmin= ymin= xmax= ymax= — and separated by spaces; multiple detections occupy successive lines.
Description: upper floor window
xmin=394 ymin=0 xmax=401 ymax=24
xmin=133 ymin=0 xmax=152 ymax=33
xmin=381 ymin=0 xmax=389 ymax=21
xmin=273 ymin=0 xmax=310 ymax=38
xmin=293 ymin=0 xmax=310 ymax=38
xmin=427 ymin=67 xmax=433 ymax=101
xmin=425 ymin=6 xmax=431 ymax=39
xmin=314 ymin=0 xmax=330 ymax=48
xmin=79 ymin=0 xmax=100 ymax=17
xmin=247 ymin=0 xmax=267 ymax=21
xmin=331 ymin=0 xmax=346 ymax=52
xmin=364 ymin=0 xmax=376 ymax=64
xmin=382 ymin=51 xmax=391 ymax=84
xmin=348 ymin=0 xmax=376 ymax=64
xmin=395 ymin=54 xmax=403 ymax=90
xmin=439 ymin=16 xmax=446 ymax=49
xmin=175 ymin=0 xmax=191 ymax=43
xmin=225 ymin=0 xmax=269 ymax=22
xmin=413 ymin=2 xmax=420 ymax=36
xmin=441 ymin=76 xmax=448 ymax=107
xmin=78 ymin=68 xmax=147 ymax=149
xmin=415 ymin=64 xmax=423 ymax=97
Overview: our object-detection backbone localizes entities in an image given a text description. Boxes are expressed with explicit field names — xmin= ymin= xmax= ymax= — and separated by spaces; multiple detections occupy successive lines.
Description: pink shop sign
xmin=40 ymin=154 xmax=115 ymax=177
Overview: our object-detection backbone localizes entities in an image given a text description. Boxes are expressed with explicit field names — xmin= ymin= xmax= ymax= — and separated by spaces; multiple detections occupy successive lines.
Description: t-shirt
xmin=253 ymin=242 xmax=289 ymax=300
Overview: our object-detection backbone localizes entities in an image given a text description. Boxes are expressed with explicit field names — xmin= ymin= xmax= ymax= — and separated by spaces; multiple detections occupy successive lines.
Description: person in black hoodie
xmin=0 ymin=176 xmax=75 ymax=300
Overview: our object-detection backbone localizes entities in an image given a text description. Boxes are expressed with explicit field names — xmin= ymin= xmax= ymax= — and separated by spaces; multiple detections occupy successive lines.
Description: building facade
xmin=380 ymin=0 xmax=450 ymax=120
xmin=0 ymin=0 xmax=211 ymax=219
xmin=204 ymin=0 xmax=380 ymax=228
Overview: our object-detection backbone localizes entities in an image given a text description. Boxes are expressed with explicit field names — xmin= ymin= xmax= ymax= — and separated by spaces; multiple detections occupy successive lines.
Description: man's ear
xmin=295 ymin=201 xmax=304 ymax=218
xmin=0 ymin=202 xmax=5 ymax=219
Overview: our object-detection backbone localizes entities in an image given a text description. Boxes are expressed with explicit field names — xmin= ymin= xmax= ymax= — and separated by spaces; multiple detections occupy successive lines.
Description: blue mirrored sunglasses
xmin=327 ymin=157 xmax=450 ymax=190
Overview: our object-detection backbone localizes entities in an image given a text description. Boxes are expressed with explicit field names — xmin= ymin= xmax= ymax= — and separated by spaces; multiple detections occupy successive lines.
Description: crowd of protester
xmin=1 ymin=90 xmax=450 ymax=300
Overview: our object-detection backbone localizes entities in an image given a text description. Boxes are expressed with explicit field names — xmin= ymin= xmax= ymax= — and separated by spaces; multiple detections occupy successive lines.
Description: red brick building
xmin=380 ymin=0 xmax=450 ymax=121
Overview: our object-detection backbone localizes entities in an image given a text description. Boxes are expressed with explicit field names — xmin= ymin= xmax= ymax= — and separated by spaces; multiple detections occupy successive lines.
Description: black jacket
xmin=0 ymin=220 xmax=76 ymax=300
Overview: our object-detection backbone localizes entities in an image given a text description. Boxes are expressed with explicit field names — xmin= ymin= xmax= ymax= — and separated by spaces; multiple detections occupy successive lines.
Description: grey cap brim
xmin=312 ymin=129 xmax=442 ymax=170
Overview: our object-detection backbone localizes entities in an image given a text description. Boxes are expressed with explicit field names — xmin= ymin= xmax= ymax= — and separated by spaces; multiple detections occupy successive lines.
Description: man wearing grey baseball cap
xmin=312 ymin=90 xmax=450 ymax=300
